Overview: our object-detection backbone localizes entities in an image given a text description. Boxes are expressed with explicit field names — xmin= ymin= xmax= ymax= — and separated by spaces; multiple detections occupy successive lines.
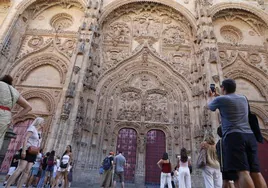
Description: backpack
xmin=47 ymin=157 xmax=54 ymax=167
xmin=102 ymin=157 xmax=111 ymax=170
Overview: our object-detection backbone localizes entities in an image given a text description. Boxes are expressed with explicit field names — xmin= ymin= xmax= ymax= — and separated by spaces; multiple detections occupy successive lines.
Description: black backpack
xmin=102 ymin=157 xmax=111 ymax=170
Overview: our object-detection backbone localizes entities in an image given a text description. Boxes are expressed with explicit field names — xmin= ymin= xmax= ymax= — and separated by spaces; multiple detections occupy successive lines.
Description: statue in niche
xmin=174 ymin=112 xmax=180 ymax=124
xmin=174 ymin=126 xmax=180 ymax=140
xmin=96 ymin=108 xmax=102 ymax=122
xmin=145 ymin=106 xmax=153 ymax=121
xmin=155 ymin=108 xmax=162 ymax=122
xmin=117 ymin=108 xmax=125 ymax=120
xmin=63 ymin=101 xmax=72 ymax=115
xmin=66 ymin=82 xmax=76 ymax=98
xmin=162 ymin=107 xmax=168 ymax=122
xmin=138 ymin=135 xmax=145 ymax=153
xmin=78 ymin=40 xmax=85 ymax=54
xmin=107 ymin=109 xmax=113 ymax=120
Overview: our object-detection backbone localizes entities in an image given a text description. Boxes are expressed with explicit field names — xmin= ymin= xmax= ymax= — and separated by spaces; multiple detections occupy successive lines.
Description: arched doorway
xmin=0 ymin=119 xmax=33 ymax=173
xmin=145 ymin=130 xmax=166 ymax=185
xmin=258 ymin=139 xmax=268 ymax=182
xmin=116 ymin=128 xmax=137 ymax=183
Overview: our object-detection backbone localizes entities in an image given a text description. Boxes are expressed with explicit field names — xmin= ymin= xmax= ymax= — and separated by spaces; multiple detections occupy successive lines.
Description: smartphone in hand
xmin=210 ymin=84 xmax=216 ymax=93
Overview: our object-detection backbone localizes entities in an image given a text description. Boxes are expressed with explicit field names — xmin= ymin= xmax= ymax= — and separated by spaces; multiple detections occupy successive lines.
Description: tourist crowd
xmin=0 ymin=75 xmax=74 ymax=188
xmin=0 ymin=74 xmax=267 ymax=188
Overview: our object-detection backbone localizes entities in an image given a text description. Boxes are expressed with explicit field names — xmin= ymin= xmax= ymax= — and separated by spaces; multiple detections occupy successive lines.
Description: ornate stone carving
xmin=103 ymin=22 xmax=130 ymax=46
xmin=133 ymin=13 xmax=161 ymax=44
xmin=117 ymin=91 xmax=141 ymax=121
xmin=213 ymin=9 xmax=268 ymax=36
xmin=220 ymin=25 xmax=243 ymax=44
xmin=162 ymin=26 xmax=187 ymax=46
xmin=28 ymin=36 xmax=44 ymax=48
xmin=101 ymin=2 xmax=192 ymax=74
xmin=248 ymin=53 xmax=262 ymax=64
xmin=50 ymin=13 xmax=73 ymax=31
xmin=145 ymin=93 xmax=168 ymax=123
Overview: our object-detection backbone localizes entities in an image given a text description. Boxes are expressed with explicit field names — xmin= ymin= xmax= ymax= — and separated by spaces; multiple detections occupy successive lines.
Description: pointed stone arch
xmin=100 ymin=0 xmax=197 ymax=32
xmin=16 ymin=0 xmax=87 ymax=15
xmin=9 ymin=53 xmax=68 ymax=85
xmin=97 ymin=45 xmax=193 ymax=99
xmin=20 ymin=89 xmax=56 ymax=114
xmin=224 ymin=70 xmax=268 ymax=100
xmin=113 ymin=122 xmax=141 ymax=136
xmin=223 ymin=52 xmax=268 ymax=100
xmin=209 ymin=2 xmax=268 ymax=26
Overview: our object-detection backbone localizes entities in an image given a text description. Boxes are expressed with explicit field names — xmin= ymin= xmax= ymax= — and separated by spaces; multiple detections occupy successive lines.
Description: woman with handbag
xmin=5 ymin=117 xmax=44 ymax=188
xmin=52 ymin=145 xmax=73 ymax=188
xmin=0 ymin=75 xmax=32 ymax=150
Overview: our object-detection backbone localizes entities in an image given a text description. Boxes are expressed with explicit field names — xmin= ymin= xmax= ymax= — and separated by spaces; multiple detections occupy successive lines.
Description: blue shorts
xmin=31 ymin=167 xmax=39 ymax=176
xmin=223 ymin=132 xmax=260 ymax=173
xmin=46 ymin=165 xmax=54 ymax=172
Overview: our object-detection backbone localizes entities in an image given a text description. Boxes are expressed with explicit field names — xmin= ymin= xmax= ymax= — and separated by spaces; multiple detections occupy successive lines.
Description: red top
xmin=162 ymin=161 xmax=171 ymax=173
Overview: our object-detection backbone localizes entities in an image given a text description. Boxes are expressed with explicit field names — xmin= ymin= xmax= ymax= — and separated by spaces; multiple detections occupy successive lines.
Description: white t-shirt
xmin=26 ymin=125 xmax=40 ymax=148
xmin=33 ymin=153 xmax=42 ymax=168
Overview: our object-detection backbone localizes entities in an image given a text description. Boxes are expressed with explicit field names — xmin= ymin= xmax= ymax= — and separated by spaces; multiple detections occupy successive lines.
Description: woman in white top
xmin=52 ymin=145 xmax=73 ymax=188
xmin=178 ymin=148 xmax=191 ymax=188
xmin=5 ymin=117 xmax=44 ymax=188
xmin=0 ymin=75 xmax=32 ymax=150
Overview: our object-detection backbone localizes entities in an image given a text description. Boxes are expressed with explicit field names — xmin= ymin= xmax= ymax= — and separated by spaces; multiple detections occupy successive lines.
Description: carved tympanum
xmin=220 ymin=25 xmax=243 ymax=44
xmin=50 ymin=13 xmax=73 ymax=31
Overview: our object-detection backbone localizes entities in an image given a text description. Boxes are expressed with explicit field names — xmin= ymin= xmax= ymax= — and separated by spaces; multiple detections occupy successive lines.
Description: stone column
xmin=194 ymin=0 xmax=224 ymax=136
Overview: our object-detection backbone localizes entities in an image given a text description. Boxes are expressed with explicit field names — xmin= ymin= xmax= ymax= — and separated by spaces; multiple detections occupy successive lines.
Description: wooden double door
xmin=116 ymin=128 xmax=165 ymax=184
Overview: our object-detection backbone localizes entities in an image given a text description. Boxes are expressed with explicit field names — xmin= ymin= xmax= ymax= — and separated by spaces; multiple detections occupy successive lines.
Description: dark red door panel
xmin=116 ymin=128 xmax=137 ymax=183
xmin=145 ymin=130 xmax=166 ymax=185
xmin=0 ymin=119 xmax=33 ymax=173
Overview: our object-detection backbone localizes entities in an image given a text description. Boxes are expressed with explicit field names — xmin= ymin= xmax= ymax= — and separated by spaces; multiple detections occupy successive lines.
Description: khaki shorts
xmin=114 ymin=171 xmax=124 ymax=183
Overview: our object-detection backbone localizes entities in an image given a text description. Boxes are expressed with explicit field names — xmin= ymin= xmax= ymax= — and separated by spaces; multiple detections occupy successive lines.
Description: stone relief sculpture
xmin=117 ymin=91 xmax=141 ymax=121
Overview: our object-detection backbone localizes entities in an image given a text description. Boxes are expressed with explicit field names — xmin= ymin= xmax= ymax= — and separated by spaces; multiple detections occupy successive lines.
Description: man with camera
xmin=207 ymin=79 xmax=267 ymax=188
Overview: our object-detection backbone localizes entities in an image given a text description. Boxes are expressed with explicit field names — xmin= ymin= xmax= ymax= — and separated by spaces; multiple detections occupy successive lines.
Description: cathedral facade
xmin=0 ymin=0 xmax=268 ymax=186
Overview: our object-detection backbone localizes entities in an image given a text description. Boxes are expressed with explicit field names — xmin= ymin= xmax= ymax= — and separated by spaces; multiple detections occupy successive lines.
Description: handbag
xmin=28 ymin=146 xmax=40 ymax=155
xmin=27 ymin=136 xmax=40 ymax=155
xmin=196 ymin=148 xmax=206 ymax=169
xmin=189 ymin=165 xmax=193 ymax=174
xmin=245 ymin=96 xmax=264 ymax=143
xmin=60 ymin=162 xmax=68 ymax=169
xmin=99 ymin=166 xmax=104 ymax=174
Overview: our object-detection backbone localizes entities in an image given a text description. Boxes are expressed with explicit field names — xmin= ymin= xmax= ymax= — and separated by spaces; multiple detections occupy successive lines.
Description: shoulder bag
xmin=196 ymin=148 xmax=207 ymax=169
xmin=245 ymin=96 xmax=264 ymax=143
xmin=28 ymin=134 xmax=40 ymax=155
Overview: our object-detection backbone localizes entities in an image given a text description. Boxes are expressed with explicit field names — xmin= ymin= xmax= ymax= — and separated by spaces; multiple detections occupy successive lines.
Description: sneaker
xmin=3 ymin=182 xmax=6 ymax=186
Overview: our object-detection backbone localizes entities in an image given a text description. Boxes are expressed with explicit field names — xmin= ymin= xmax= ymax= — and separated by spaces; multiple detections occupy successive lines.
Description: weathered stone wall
xmin=0 ymin=0 xmax=268 ymax=186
